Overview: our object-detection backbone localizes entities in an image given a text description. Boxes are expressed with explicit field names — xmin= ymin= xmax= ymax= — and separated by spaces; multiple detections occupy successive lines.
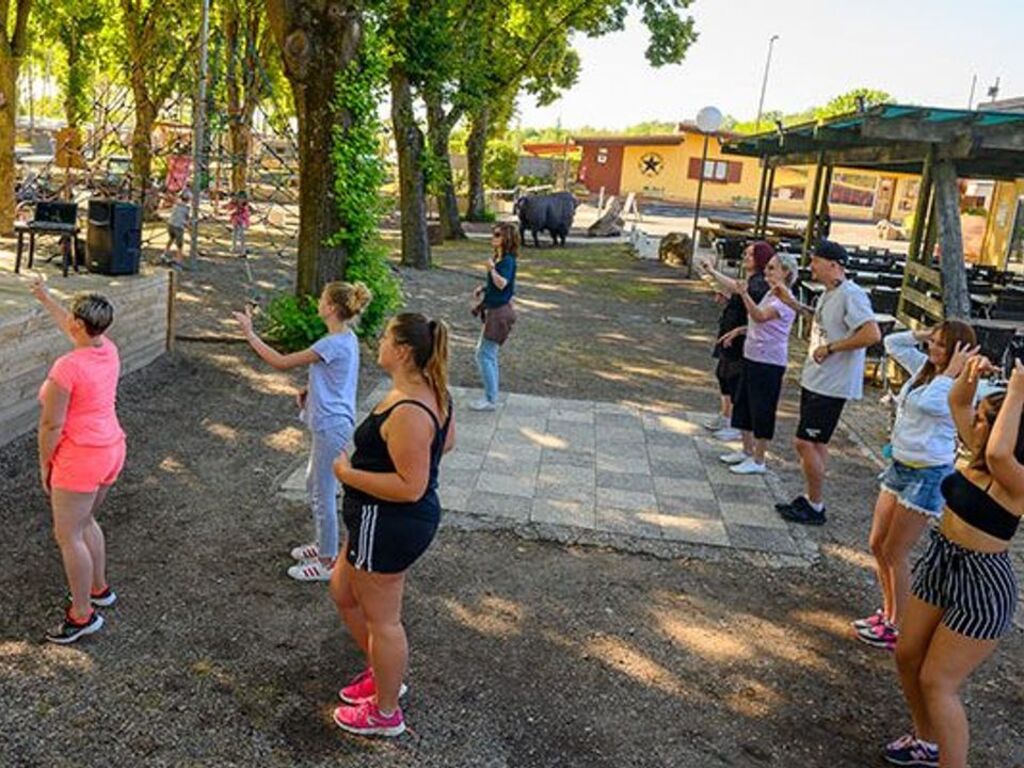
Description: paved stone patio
xmin=280 ymin=381 xmax=816 ymax=563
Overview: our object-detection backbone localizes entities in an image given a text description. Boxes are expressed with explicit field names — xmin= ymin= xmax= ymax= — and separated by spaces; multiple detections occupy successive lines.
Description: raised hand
xmin=31 ymin=277 xmax=49 ymax=303
xmin=945 ymin=341 xmax=981 ymax=379
xmin=231 ymin=305 xmax=254 ymax=336
xmin=1007 ymin=358 xmax=1024 ymax=396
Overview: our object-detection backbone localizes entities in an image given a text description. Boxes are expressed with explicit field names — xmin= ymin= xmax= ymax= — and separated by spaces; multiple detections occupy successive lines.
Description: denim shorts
xmin=879 ymin=461 xmax=954 ymax=517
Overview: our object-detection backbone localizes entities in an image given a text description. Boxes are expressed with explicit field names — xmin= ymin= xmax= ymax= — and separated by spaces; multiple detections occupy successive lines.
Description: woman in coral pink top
xmin=33 ymin=280 xmax=125 ymax=644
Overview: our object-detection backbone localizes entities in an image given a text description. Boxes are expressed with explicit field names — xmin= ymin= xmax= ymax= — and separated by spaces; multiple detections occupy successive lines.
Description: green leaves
xmin=327 ymin=22 xmax=402 ymax=340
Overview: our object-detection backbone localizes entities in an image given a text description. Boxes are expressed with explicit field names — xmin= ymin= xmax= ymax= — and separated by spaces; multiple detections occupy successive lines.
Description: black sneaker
xmin=90 ymin=587 xmax=117 ymax=608
xmin=780 ymin=496 xmax=827 ymax=525
xmin=775 ymin=496 xmax=802 ymax=513
xmin=46 ymin=610 xmax=104 ymax=645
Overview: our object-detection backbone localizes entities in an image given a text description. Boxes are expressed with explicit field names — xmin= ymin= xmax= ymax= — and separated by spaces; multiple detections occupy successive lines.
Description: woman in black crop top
xmin=885 ymin=357 xmax=1023 ymax=768
xmin=328 ymin=313 xmax=456 ymax=739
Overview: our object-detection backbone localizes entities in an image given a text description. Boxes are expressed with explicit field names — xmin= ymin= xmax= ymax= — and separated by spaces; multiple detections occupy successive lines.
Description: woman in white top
xmin=854 ymin=321 xmax=977 ymax=651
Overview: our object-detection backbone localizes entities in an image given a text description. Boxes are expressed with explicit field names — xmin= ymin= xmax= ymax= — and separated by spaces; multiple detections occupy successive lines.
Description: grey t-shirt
xmin=305 ymin=330 xmax=360 ymax=433
xmin=168 ymin=202 xmax=189 ymax=230
xmin=800 ymin=280 xmax=876 ymax=400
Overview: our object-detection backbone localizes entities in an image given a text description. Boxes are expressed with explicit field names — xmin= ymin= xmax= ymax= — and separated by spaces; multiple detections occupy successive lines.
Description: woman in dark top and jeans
xmin=330 ymin=313 xmax=456 ymax=738
xmin=699 ymin=241 xmax=773 ymax=439
xmin=470 ymin=222 xmax=518 ymax=411
xmin=884 ymin=356 xmax=1023 ymax=768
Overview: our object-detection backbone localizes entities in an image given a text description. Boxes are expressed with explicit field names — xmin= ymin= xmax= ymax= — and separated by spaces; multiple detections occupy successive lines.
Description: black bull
xmin=514 ymin=192 xmax=578 ymax=247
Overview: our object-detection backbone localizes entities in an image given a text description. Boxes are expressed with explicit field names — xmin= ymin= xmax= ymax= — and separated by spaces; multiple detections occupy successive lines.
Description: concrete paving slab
xmin=278 ymin=386 xmax=816 ymax=562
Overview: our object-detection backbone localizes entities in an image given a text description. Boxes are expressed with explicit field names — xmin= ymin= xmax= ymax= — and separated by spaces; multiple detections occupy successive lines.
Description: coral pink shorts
xmin=50 ymin=438 xmax=127 ymax=493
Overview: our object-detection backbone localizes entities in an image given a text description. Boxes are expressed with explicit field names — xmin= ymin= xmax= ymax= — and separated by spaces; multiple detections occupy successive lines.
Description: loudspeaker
xmin=87 ymin=199 xmax=141 ymax=275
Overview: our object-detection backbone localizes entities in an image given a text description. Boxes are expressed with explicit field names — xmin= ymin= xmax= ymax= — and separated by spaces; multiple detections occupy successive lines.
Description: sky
xmin=516 ymin=0 xmax=1024 ymax=130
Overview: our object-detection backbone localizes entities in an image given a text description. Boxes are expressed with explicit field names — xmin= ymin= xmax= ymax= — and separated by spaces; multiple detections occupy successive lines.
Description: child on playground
xmin=160 ymin=189 xmax=191 ymax=270
xmin=227 ymin=190 xmax=251 ymax=256
xmin=232 ymin=281 xmax=372 ymax=582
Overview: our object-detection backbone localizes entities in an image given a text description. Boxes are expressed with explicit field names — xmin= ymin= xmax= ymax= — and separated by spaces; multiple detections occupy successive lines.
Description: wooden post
xmin=922 ymin=193 xmax=938 ymax=266
xmin=801 ymin=152 xmax=825 ymax=264
xmin=760 ymin=165 xmax=777 ymax=238
xmin=754 ymin=160 xmax=768 ymax=235
xmin=689 ymin=132 xmax=712 ymax=278
xmin=166 ymin=268 xmax=177 ymax=352
xmin=907 ymin=147 xmax=935 ymax=263
xmin=933 ymin=157 xmax=971 ymax=319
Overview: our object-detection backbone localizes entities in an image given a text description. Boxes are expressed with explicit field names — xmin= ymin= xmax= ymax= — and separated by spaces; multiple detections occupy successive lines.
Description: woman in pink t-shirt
xmin=33 ymin=280 xmax=125 ymax=645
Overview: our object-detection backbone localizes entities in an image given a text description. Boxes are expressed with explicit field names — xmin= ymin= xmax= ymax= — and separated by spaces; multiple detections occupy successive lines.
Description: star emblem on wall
xmin=639 ymin=152 xmax=663 ymax=176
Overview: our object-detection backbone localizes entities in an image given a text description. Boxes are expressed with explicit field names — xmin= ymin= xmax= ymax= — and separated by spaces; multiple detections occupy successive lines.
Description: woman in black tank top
xmin=885 ymin=356 xmax=1024 ymax=768
xmin=328 ymin=313 xmax=455 ymax=739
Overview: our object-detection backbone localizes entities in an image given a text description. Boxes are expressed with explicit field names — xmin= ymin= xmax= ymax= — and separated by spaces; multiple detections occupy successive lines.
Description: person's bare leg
xmin=329 ymin=549 xmax=369 ymax=655
xmin=720 ymin=395 xmax=733 ymax=421
xmin=741 ymin=430 xmax=754 ymax=456
xmin=805 ymin=443 xmax=829 ymax=504
xmin=752 ymin=437 xmax=768 ymax=464
xmin=894 ymin=596 xmax=944 ymax=742
xmin=868 ymin=491 xmax=898 ymax=620
xmin=880 ymin=504 xmax=930 ymax=627
xmin=353 ymin=569 xmax=407 ymax=714
xmin=83 ymin=485 xmax=111 ymax=592
xmin=794 ymin=437 xmax=825 ymax=503
xmin=52 ymin=489 xmax=100 ymax=620
xmin=919 ymin=625 xmax=1000 ymax=768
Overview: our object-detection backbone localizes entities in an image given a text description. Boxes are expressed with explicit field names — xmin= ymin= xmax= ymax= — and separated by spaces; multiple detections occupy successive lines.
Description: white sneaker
xmin=287 ymin=560 xmax=334 ymax=582
xmin=712 ymin=427 xmax=742 ymax=441
xmin=702 ymin=414 xmax=727 ymax=431
xmin=729 ymin=457 xmax=767 ymax=475
xmin=719 ymin=451 xmax=750 ymax=464
xmin=468 ymin=398 xmax=497 ymax=411
xmin=290 ymin=543 xmax=320 ymax=562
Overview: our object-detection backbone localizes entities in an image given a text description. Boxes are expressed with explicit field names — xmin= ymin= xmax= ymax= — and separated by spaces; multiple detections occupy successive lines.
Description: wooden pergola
xmin=721 ymin=104 xmax=1024 ymax=325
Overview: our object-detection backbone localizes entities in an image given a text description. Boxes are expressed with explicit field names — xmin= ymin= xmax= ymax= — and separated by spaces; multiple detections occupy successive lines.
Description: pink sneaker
xmin=333 ymin=701 xmax=405 ymax=737
xmin=851 ymin=609 xmax=885 ymax=632
xmin=857 ymin=621 xmax=898 ymax=651
xmin=338 ymin=668 xmax=409 ymax=705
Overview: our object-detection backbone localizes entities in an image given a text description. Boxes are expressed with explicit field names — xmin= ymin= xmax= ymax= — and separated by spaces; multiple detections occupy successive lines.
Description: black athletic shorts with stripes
xmin=342 ymin=497 xmax=439 ymax=574
xmin=911 ymin=529 xmax=1018 ymax=640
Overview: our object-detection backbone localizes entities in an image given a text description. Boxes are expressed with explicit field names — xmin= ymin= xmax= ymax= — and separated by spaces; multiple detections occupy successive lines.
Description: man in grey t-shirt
xmin=773 ymin=240 xmax=881 ymax=524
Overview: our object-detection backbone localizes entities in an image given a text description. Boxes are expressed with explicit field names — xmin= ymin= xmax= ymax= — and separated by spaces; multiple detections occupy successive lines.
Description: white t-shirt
xmin=800 ymin=280 xmax=876 ymax=400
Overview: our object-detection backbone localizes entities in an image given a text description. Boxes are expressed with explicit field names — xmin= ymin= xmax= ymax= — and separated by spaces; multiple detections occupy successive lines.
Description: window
xmin=596 ymin=148 xmax=609 ymax=165
xmin=688 ymin=157 xmax=742 ymax=183
xmin=703 ymin=160 xmax=728 ymax=181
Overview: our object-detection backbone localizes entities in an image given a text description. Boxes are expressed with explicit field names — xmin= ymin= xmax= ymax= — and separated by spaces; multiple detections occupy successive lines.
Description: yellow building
xmin=980 ymin=179 xmax=1024 ymax=270
xmin=574 ymin=123 xmax=919 ymax=223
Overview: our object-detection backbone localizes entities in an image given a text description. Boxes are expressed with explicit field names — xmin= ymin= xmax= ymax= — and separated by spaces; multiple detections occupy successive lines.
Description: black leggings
xmin=730 ymin=358 xmax=785 ymax=440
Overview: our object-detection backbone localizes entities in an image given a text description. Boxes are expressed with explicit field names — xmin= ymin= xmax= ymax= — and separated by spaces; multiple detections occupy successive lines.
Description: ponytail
xmin=424 ymin=319 xmax=450 ymax=420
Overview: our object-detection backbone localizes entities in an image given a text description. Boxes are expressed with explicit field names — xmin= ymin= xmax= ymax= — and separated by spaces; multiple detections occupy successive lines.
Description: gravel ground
xmin=0 ymin=236 xmax=1021 ymax=767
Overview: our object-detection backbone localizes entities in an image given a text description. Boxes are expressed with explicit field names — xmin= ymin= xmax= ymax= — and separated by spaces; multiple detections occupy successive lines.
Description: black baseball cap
xmin=812 ymin=239 xmax=848 ymax=264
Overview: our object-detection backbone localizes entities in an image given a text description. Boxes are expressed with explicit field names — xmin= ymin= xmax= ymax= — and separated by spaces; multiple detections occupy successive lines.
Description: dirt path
xmin=0 ymin=239 xmax=1021 ymax=767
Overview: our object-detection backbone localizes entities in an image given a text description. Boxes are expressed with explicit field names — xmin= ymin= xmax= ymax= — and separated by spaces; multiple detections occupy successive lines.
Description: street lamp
xmin=755 ymin=34 xmax=779 ymax=133
xmin=689 ymin=105 xmax=723 ymax=277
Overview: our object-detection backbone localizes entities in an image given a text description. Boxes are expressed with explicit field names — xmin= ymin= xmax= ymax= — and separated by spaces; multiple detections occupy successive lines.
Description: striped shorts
xmin=911 ymin=529 xmax=1018 ymax=640
xmin=342 ymin=500 xmax=439 ymax=575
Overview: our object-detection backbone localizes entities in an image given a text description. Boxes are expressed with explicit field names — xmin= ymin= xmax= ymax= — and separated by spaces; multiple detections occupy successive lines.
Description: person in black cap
xmin=771 ymin=239 xmax=881 ymax=524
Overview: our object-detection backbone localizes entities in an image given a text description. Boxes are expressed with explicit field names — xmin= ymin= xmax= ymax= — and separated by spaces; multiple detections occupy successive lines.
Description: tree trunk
xmin=64 ymin=34 xmax=83 ymax=129
xmin=465 ymin=104 xmax=489 ymax=221
xmin=129 ymin=98 xmax=158 ymax=217
xmin=424 ymin=94 xmax=465 ymax=240
xmin=390 ymin=65 xmax=431 ymax=268
xmin=266 ymin=0 xmax=361 ymax=296
xmin=0 ymin=56 xmax=17 ymax=234
xmin=932 ymin=158 xmax=971 ymax=320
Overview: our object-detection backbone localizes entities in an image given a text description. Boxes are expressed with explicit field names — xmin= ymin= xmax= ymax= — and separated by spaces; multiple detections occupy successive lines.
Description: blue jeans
xmin=305 ymin=425 xmax=352 ymax=560
xmin=476 ymin=333 xmax=501 ymax=404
